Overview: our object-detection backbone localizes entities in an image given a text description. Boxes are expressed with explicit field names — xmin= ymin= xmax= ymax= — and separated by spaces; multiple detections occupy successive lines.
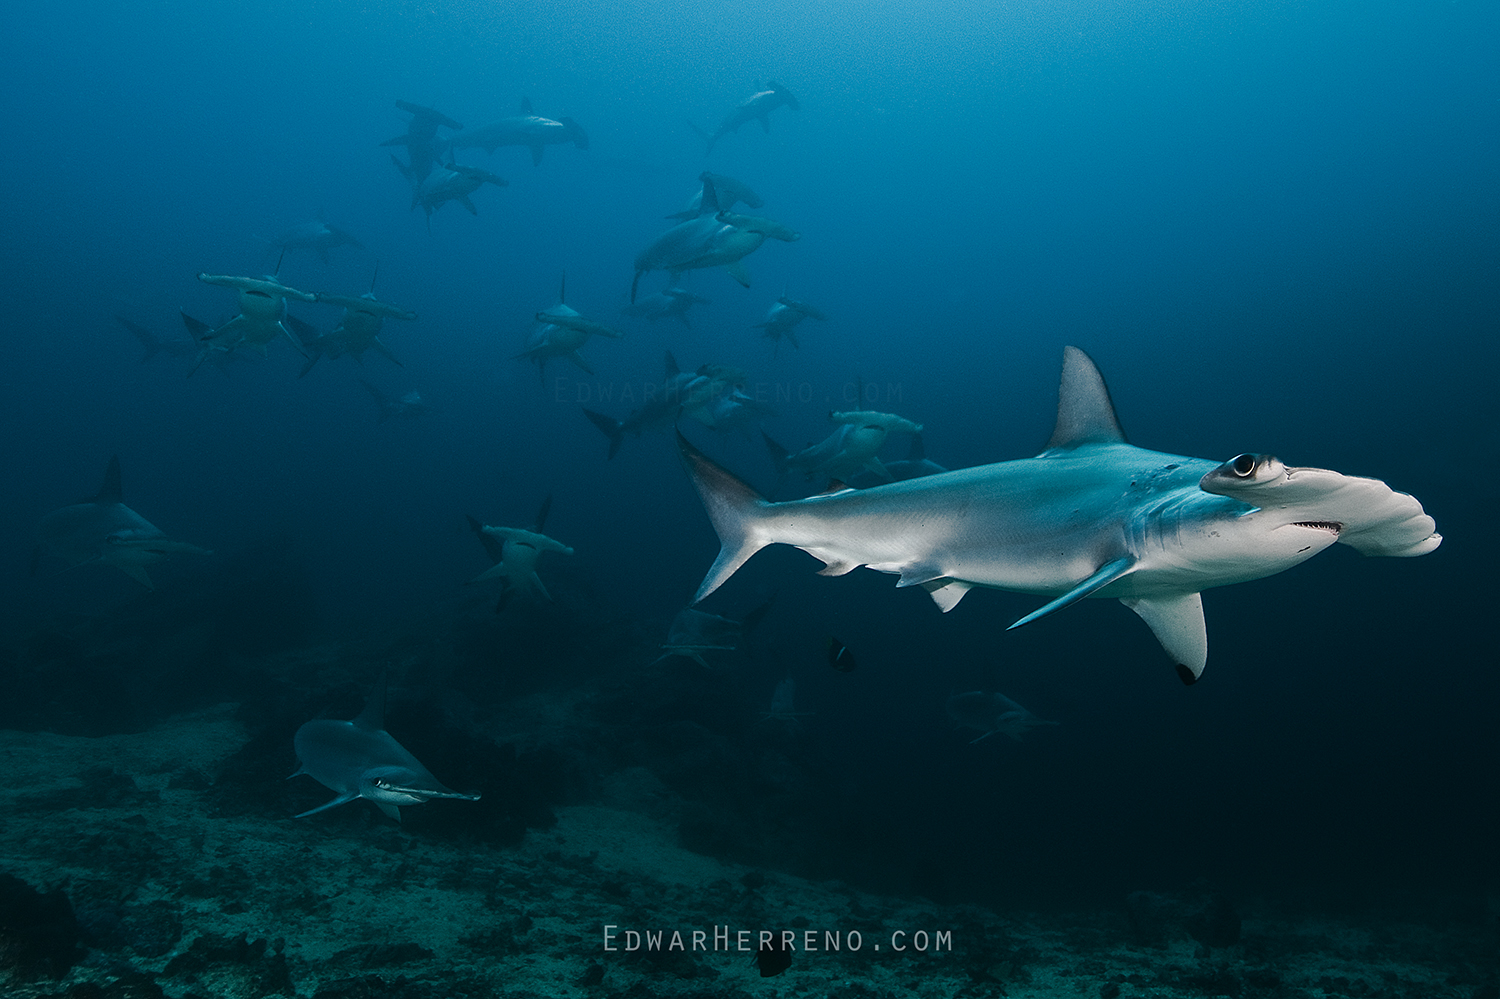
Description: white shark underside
xmin=680 ymin=347 xmax=1440 ymax=684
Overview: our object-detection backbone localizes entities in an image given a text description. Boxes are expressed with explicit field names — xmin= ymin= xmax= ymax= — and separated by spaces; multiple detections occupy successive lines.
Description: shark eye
xmin=1229 ymin=454 xmax=1257 ymax=478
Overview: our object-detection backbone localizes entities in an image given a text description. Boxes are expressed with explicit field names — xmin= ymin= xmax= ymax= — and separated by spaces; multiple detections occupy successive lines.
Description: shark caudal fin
xmin=582 ymin=409 xmax=625 ymax=459
xmin=560 ymin=117 xmax=589 ymax=150
xmin=1045 ymin=346 xmax=1127 ymax=451
xmin=678 ymin=432 xmax=774 ymax=603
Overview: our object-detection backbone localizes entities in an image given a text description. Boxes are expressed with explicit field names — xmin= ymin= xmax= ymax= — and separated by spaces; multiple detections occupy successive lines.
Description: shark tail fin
xmin=582 ymin=409 xmax=625 ymax=459
xmin=1046 ymin=346 xmax=1127 ymax=450
xmin=94 ymin=456 xmax=123 ymax=505
xmin=768 ymin=80 xmax=800 ymax=110
xmin=678 ymin=431 xmax=775 ymax=603
xmin=560 ymin=117 xmax=589 ymax=149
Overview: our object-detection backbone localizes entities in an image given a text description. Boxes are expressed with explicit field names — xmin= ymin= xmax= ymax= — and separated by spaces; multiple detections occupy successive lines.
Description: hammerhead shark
xmin=654 ymin=594 xmax=775 ymax=667
xmin=466 ymin=496 xmax=573 ymax=610
xmin=395 ymin=158 xmax=508 ymax=227
xmin=679 ymin=347 xmax=1441 ymax=684
xmin=756 ymin=295 xmax=827 ymax=350
xmin=291 ymin=673 xmax=479 ymax=822
xmin=620 ymin=286 xmax=712 ymax=328
xmin=35 ymin=456 xmax=211 ymax=588
xmin=694 ymin=82 xmax=800 ymax=155
xmin=186 ymin=271 xmax=317 ymax=374
xmin=763 ymin=409 xmax=924 ymax=486
xmin=291 ymin=268 xmax=417 ymax=377
xmin=631 ymin=175 xmax=799 ymax=302
xmin=665 ymin=172 xmax=764 ymax=220
xmin=360 ymin=380 xmax=434 ymax=423
xmin=271 ymin=221 xmax=363 ymax=265
xmin=442 ymin=97 xmax=589 ymax=165
xmin=382 ymin=99 xmax=463 ymax=186
xmin=583 ymin=353 xmax=770 ymax=458
xmin=946 ymin=691 xmax=1059 ymax=744
xmin=515 ymin=274 xmax=623 ymax=378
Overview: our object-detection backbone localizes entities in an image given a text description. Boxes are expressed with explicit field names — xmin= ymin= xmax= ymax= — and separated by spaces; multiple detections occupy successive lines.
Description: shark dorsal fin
xmin=520 ymin=96 xmax=534 ymax=115
xmin=533 ymin=494 xmax=553 ymax=533
xmin=1046 ymin=346 xmax=1126 ymax=450
xmin=369 ymin=261 xmax=380 ymax=295
xmin=94 ymin=456 xmax=123 ymax=504
xmin=664 ymin=351 xmax=680 ymax=378
xmin=354 ymin=671 xmax=389 ymax=732
xmin=698 ymin=173 xmax=721 ymax=215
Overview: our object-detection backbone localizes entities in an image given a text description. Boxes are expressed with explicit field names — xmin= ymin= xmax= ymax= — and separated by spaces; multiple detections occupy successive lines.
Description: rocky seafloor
xmin=2 ymin=704 xmax=1496 ymax=999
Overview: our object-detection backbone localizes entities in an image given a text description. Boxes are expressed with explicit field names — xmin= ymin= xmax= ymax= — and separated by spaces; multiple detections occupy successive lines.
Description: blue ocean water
xmin=0 ymin=0 xmax=1495 ymax=950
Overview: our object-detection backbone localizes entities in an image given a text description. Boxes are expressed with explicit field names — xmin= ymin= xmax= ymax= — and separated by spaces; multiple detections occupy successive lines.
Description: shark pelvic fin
xmin=1006 ymin=556 xmax=1136 ymax=631
xmin=1121 ymin=592 xmax=1208 ymax=684
xmin=922 ymin=578 xmax=973 ymax=613
xmin=1045 ymin=346 xmax=1127 ymax=450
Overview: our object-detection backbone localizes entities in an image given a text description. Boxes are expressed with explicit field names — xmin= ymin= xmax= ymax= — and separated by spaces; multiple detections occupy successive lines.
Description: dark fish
xmin=756 ymin=938 xmax=792 ymax=977
xmin=827 ymin=637 xmax=856 ymax=673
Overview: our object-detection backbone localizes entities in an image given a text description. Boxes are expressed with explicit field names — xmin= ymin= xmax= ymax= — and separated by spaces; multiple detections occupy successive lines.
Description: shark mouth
xmin=1293 ymin=521 xmax=1342 ymax=534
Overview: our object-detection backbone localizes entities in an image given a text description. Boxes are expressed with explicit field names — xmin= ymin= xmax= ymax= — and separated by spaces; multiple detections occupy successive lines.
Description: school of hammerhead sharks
xmin=40 ymin=84 xmax=1441 ymax=822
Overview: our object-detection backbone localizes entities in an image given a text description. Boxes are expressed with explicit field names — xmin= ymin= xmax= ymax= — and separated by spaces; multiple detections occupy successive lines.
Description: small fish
xmin=826 ymin=637 xmax=856 ymax=673
xmin=756 ymin=938 xmax=792 ymax=977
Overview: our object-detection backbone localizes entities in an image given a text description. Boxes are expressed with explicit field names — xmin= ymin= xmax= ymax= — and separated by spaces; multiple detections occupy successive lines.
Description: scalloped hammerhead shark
xmin=678 ymin=347 xmax=1440 ymax=684
xmin=291 ymin=673 xmax=480 ymax=822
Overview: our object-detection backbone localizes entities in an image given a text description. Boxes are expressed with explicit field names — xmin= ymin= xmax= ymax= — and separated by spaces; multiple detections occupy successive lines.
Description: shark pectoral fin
xmin=296 ymin=792 xmax=360 ymax=818
xmin=372 ymin=339 xmax=404 ymax=368
xmin=374 ymin=801 xmax=402 ymax=822
xmin=459 ymin=195 xmax=478 ymax=215
xmin=1120 ymin=592 xmax=1208 ymax=685
xmin=922 ymin=579 xmax=973 ymax=613
xmin=530 ymin=573 xmax=552 ymax=601
xmin=117 ymin=563 xmax=155 ymax=589
xmin=1007 ymin=557 xmax=1136 ymax=631
xmin=567 ymin=351 xmax=595 ymax=374
xmin=725 ymin=261 xmax=751 ymax=288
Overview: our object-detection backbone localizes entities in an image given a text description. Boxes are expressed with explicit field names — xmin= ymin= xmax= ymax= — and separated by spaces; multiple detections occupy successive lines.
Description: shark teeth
xmin=1293 ymin=521 xmax=1342 ymax=533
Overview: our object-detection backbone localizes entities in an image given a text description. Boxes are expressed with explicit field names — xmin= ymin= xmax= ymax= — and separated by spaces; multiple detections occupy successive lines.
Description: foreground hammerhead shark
xmin=291 ymin=673 xmax=480 ymax=822
xmin=679 ymin=347 xmax=1441 ymax=684
xmin=35 ymin=456 xmax=211 ymax=588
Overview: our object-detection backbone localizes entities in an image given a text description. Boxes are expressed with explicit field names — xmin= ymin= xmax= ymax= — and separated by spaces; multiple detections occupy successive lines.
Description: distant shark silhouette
xmin=680 ymin=347 xmax=1441 ymax=684
xmin=465 ymin=496 xmax=573 ymax=611
xmin=762 ymin=409 xmax=923 ymax=486
xmin=443 ymin=96 xmax=588 ymax=166
xmin=947 ymin=691 xmax=1059 ymax=744
xmin=515 ymin=274 xmax=623 ymax=379
xmin=631 ymin=175 xmax=798 ymax=301
xmin=35 ymin=456 xmax=211 ymax=588
xmin=291 ymin=673 xmax=479 ymax=822
xmin=693 ymin=82 xmax=800 ymax=155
